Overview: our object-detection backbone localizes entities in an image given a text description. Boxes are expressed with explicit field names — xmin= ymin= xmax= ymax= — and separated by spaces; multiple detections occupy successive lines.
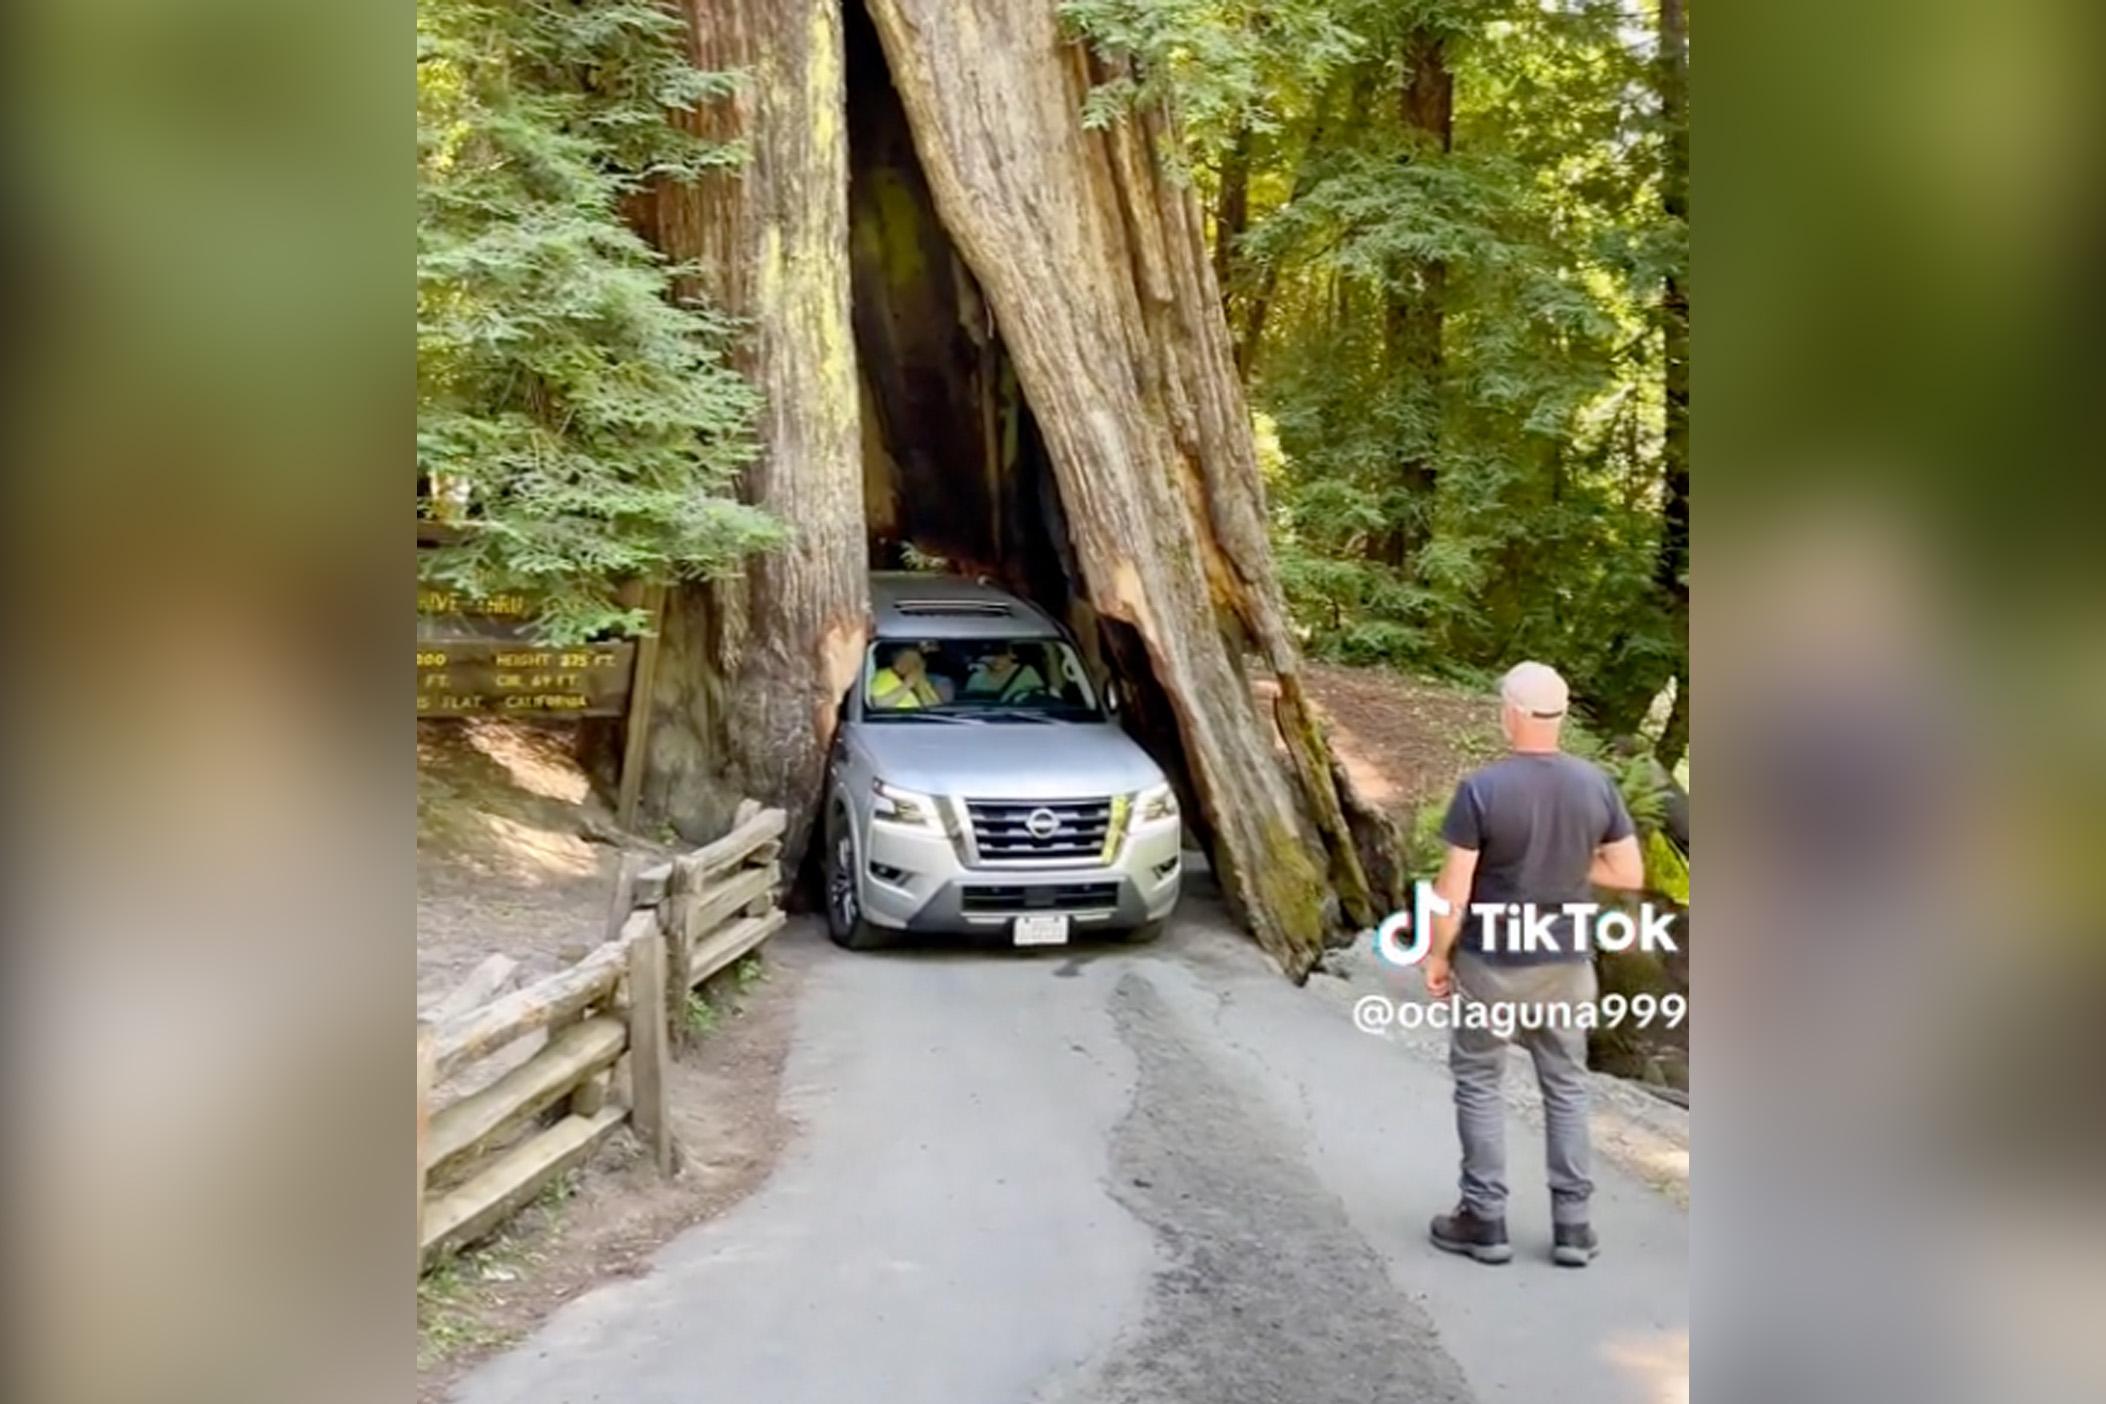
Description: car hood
xmin=851 ymin=719 xmax=1167 ymax=799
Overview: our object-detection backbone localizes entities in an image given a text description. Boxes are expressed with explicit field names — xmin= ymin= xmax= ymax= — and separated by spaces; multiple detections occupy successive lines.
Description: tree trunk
xmin=1376 ymin=28 xmax=1452 ymax=567
xmin=1655 ymin=0 xmax=1690 ymax=770
xmin=642 ymin=0 xmax=869 ymax=864
xmin=862 ymin=0 xmax=1381 ymax=975
xmin=1212 ymin=125 xmax=1253 ymax=308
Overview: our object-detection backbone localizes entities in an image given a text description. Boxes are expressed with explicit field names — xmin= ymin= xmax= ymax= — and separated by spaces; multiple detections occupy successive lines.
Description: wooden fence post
xmin=663 ymin=863 xmax=695 ymax=1053
xmin=746 ymin=844 xmax=779 ymax=917
xmin=416 ymin=1020 xmax=435 ymax=1273
xmin=569 ymin=1068 xmax=611 ymax=1118
xmin=603 ymin=852 xmax=643 ymax=945
xmin=615 ymin=584 xmax=667 ymax=832
xmin=624 ymin=927 xmax=676 ymax=1177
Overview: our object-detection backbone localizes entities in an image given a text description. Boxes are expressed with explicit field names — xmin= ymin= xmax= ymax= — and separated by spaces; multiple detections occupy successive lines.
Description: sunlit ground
xmin=1603 ymin=1330 xmax=1690 ymax=1404
xmin=465 ymin=720 xmax=591 ymax=804
xmin=468 ymin=812 xmax=598 ymax=881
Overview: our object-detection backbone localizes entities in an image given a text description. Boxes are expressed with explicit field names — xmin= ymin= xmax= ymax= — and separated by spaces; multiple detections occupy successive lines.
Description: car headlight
xmin=871 ymin=779 xmax=940 ymax=828
xmin=1138 ymin=782 xmax=1179 ymax=823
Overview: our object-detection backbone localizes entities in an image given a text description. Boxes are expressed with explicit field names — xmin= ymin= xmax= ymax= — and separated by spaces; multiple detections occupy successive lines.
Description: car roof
xmin=868 ymin=571 xmax=1065 ymax=641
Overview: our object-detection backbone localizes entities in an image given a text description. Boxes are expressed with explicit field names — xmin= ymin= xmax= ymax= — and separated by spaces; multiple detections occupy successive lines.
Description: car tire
xmin=823 ymin=803 xmax=889 ymax=951
xmin=1117 ymin=918 xmax=1166 ymax=945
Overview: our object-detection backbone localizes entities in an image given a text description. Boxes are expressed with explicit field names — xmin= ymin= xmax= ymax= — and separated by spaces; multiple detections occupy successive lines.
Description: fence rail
xmin=416 ymin=803 xmax=790 ymax=1272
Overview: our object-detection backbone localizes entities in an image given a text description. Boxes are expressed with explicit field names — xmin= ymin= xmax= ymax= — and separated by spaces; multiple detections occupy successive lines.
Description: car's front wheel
xmin=824 ymin=802 xmax=889 ymax=951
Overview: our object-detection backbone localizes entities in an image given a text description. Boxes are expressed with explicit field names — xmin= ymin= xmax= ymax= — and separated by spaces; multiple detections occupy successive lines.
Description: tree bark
xmin=861 ymin=0 xmax=1381 ymax=975
xmin=1655 ymin=0 xmax=1690 ymax=770
xmin=642 ymin=1 xmax=869 ymax=864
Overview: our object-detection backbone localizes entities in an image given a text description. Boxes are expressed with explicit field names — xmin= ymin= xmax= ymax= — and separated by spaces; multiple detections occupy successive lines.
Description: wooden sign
xmin=417 ymin=640 xmax=637 ymax=717
xmin=417 ymin=587 xmax=536 ymax=625
xmin=413 ymin=552 xmax=664 ymax=826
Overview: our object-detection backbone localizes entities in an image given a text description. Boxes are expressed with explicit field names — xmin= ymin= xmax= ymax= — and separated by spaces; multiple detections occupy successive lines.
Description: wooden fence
xmin=416 ymin=803 xmax=789 ymax=1272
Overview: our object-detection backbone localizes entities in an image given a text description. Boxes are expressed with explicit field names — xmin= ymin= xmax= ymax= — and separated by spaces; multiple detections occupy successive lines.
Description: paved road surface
xmin=452 ymin=877 xmax=1688 ymax=1404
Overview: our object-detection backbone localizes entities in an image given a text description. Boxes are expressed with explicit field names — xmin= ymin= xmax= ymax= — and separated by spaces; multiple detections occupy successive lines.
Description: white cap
xmin=1499 ymin=661 xmax=1569 ymax=718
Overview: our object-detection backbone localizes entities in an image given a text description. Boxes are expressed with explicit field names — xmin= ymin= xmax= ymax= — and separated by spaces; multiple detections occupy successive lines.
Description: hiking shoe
xmin=1552 ymin=1222 xmax=1600 ymax=1267
xmin=1429 ymin=1206 xmax=1513 ymax=1264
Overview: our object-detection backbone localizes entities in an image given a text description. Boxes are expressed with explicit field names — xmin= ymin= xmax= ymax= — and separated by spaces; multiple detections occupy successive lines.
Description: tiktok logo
xmin=1371 ymin=883 xmax=1454 ymax=968
xmin=1371 ymin=882 xmax=1682 ymax=965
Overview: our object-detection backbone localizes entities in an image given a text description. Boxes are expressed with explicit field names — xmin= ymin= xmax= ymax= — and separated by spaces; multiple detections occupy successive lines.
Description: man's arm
xmin=1423 ymin=843 xmax=1479 ymax=996
xmin=1589 ymin=770 xmax=1646 ymax=891
xmin=1425 ymin=777 xmax=1485 ymax=996
xmin=1588 ymin=834 xmax=1646 ymax=891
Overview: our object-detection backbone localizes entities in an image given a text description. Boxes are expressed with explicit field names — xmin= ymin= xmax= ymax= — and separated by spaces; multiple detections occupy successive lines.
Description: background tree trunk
xmin=862 ymin=0 xmax=1382 ymax=976
xmin=642 ymin=0 xmax=868 ymax=865
xmin=1375 ymin=28 xmax=1452 ymax=568
xmin=1655 ymin=0 xmax=1691 ymax=770
xmin=1212 ymin=125 xmax=1252 ymax=306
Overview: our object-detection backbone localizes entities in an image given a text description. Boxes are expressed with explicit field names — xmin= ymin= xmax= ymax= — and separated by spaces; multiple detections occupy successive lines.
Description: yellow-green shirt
xmin=870 ymin=667 xmax=940 ymax=709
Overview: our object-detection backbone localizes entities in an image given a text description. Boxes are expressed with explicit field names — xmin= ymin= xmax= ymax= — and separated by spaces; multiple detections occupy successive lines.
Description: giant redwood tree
xmin=640 ymin=0 xmax=1398 ymax=978
xmin=639 ymin=0 xmax=868 ymax=862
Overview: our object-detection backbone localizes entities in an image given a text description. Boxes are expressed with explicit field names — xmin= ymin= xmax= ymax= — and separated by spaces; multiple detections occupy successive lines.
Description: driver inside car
xmin=962 ymin=642 xmax=1045 ymax=702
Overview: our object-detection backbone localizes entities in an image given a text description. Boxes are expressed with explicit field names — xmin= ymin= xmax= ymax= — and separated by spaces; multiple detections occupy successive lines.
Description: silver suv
xmin=821 ymin=573 xmax=1183 ymax=950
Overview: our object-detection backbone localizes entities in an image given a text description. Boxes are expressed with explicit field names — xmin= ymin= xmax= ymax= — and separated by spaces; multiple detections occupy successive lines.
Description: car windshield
xmin=863 ymin=637 xmax=1100 ymax=719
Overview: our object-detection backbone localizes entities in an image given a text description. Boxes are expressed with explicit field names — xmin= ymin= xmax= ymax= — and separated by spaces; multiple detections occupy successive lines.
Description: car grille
xmin=960 ymin=882 xmax=1120 ymax=915
xmin=965 ymin=797 xmax=1112 ymax=863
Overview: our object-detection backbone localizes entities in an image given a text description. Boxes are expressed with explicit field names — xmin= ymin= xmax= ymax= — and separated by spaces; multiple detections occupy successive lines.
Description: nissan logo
xmin=1025 ymin=807 xmax=1061 ymax=839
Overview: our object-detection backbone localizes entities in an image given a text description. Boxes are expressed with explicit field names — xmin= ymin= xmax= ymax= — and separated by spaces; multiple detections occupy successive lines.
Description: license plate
xmin=1013 ymin=914 xmax=1070 ymax=946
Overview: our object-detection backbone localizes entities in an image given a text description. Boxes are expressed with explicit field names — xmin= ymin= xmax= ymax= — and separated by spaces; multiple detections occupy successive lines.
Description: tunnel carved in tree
xmin=639 ymin=0 xmax=1397 ymax=977
xmin=860 ymin=0 xmax=1383 ymax=976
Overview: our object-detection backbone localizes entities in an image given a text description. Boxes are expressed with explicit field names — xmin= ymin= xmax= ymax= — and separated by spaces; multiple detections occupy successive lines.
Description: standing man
xmin=1422 ymin=662 xmax=1646 ymax=1266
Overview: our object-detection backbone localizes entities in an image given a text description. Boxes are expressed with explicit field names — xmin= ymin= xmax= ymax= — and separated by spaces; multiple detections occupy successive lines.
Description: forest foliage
xmin=416 ymin=0 xmax=780 ymax=643
xmin=1064 ymin=0 xmax=1690 ymax=756
xmin=412 ymin=0 xmax=1686 ymax=762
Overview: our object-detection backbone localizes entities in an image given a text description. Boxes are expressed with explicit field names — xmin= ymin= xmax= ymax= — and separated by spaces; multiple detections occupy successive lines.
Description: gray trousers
xmin=1450 ymin=953 xmax=1596 ymax=1225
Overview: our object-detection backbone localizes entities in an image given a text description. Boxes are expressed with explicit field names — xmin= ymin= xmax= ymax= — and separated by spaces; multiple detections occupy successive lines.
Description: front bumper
xmin=858 ymin=806 xmax=1182 ymax=934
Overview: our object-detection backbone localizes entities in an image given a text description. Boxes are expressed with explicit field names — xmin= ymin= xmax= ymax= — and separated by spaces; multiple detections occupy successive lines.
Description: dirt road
xmin=447 ymin=875 xmax=1688 ymax=1404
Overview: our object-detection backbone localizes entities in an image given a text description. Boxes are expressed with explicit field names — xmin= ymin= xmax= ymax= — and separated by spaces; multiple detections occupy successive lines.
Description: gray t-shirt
xmin=1440 ymin=752 xmax=1635 ymax=964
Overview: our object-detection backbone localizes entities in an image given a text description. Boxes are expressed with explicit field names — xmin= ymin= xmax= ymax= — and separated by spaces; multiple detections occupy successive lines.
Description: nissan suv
xmin=821 ymin=573 xmax=1183 ymax=950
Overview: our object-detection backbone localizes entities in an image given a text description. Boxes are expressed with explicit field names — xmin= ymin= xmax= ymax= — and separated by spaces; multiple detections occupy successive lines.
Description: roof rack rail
xmin=895 ymin=600 xmax=1013 ymax=616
